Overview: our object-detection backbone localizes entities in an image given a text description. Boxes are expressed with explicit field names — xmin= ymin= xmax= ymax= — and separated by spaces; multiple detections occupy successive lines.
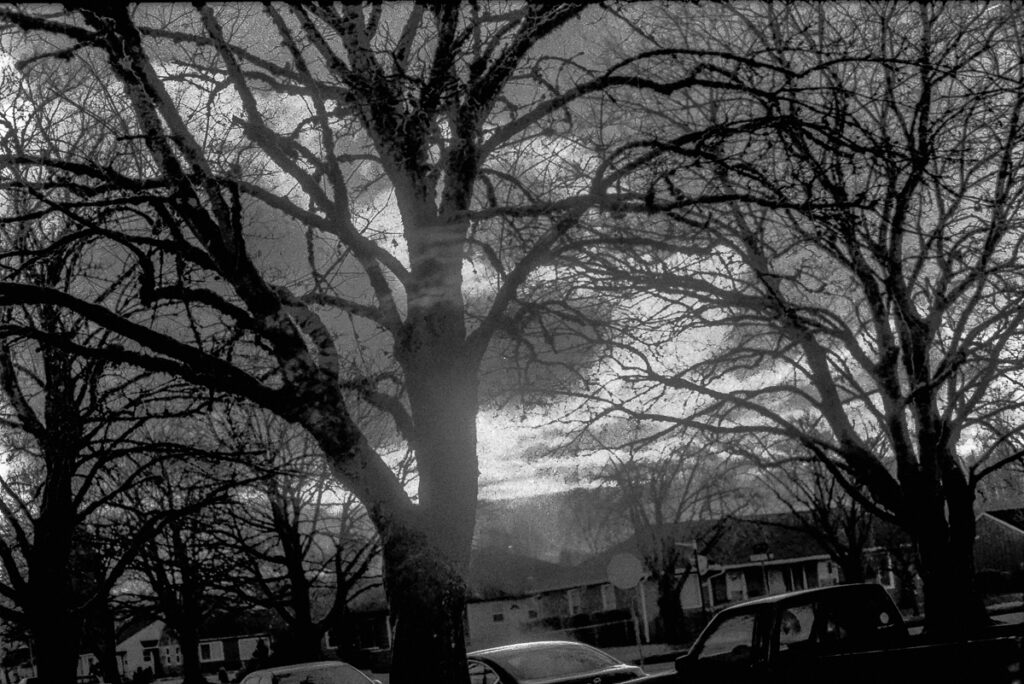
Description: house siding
xmin=117 ymin=620 xmax=165 ymax=679
xmin=466 ymin=597 xmax=542 ymax=650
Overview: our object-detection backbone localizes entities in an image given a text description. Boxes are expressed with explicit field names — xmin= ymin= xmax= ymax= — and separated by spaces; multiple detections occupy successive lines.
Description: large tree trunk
xmin=384 ymin=528 xmax=469 ymax=684
xmin=80 ymin=593 xmax=122 ymax=684
xmin=838 ymin=553 xmax=866 ymax=583
xmin=176 ymin=620 xmax=205 ymax=684
xmin=31 ymin=612 xmax=82 ymax=684
xmin=273 ymin=499 xmax=324 ymax=663
xmin=384 ymin=213 xmax=478 ymax=683
xmin=30 ymin=438 xmax=80 ymax=684
xmin=28 ymin=559 xmax=81 ymax=684
xmin=655 ymin=572 xmax=687 ymax=645
xmin=908 ymin=467 xmax=987 ymax=635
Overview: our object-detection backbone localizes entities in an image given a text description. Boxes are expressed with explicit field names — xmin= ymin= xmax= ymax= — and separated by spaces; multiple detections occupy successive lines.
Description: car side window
xmin=778 ymin=604 xmax=816 ymax=652
xmin=468 ymin=660 xmax=502 ymax=684
xmin=696 ymin=612 xmax=758 ymax=664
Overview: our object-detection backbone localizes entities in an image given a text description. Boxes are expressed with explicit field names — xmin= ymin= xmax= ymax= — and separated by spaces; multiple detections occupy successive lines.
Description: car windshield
xmin=271 ymin=664 xmax=367 ymax=684
xmin=489 ymin=643 xmax=620 ymax=679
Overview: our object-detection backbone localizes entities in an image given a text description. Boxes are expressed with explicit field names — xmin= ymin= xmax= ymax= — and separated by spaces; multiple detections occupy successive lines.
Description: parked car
xmin=467 ymin=640 xmax=647 ymax=683
xmin=238 ymin=661 xmax=380 ymax=684
xmin=674 ymin=582 xmax=1024 ymax=684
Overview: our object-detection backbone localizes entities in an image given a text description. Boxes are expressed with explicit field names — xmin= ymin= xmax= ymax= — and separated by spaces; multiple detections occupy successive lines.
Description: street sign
xmin=607 ymin=552 xmax=645 ymax=589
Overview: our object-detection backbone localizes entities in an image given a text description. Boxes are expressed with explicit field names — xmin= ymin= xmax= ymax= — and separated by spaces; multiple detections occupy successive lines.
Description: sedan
xmin=467 ymin=640 xmax=647 ymax=684
xmin=238 ymin=661 xmax=379 ymax=684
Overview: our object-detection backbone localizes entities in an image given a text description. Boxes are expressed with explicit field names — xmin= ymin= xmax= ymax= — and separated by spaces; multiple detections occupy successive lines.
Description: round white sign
xmin=607 ymin=552 xmax=645 ymax=589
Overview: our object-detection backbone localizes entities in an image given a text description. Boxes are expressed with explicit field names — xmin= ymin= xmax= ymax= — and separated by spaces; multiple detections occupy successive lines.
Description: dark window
xmin=804 ymin=562 xmax=820 ymax=588
xmin=492 ymin=613 xmax=504 ymax=622
xmin=782 ymin=566 xmax=807 ymax=592
xmin=744 ymin=567 xmax=766 ymax=598
xmin=711 ymin=574 xmax=728 ymax=604
xmin=778 ymin=605 xmax=816 ymax=652
xmin=468 ymin=661 xmax=502 ymax=684
xmin=528 ymin=610 xmax=538 ymax=619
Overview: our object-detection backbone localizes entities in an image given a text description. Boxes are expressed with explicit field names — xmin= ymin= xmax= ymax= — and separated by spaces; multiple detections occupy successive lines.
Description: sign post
xmin=607 ymin=553 xmax=647 ymax=666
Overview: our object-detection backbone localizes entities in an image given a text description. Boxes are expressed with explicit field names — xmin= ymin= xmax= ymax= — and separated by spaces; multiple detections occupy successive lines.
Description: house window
xmin=528 ymin=609 xmax=538 ymax=619
xmin=567 ymin=588 xmax=582 ymax=615
xmin=492 ymin=613 xmax=504 ymax=622
xmin=710 ymin=574 xmax=728 ymax=605
xmin=781 ymin=565 xmax=808 ymax=592
xmin=804 ymin=561 xmax=820 ymax=588
xmin=744 ymin=567 xmax=766 ymax=598
xmin=601 ymin=584 xmax=617 ymax=611
xmin=199 ymin=641 xmax=224 ymax=663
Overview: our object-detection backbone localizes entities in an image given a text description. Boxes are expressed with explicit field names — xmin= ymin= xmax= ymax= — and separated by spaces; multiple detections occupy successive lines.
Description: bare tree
xmin=570 ymin=3 xmax=1024 ymax=633
xmin=211 ymin=409 xmax=380 ymax=664
xmin=0 ymin=67 xmax=219 ymax=682
xmin=573 ymin=431 xmax=748 ymax=643
xmin=0 ymin=6 xmax=793 ymax=677
xmin=117 ymin=456 xmax=242 ymax=684
xmin=745 ymin=438 xmax=877 ymax=584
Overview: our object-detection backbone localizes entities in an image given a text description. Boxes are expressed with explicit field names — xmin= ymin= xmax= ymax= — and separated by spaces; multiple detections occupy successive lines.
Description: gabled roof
xmin=982 ymin=507 xmax=1024 ymax=533
xmin=468 ymin=547 xmax=571 ymax=600
xmin=115 ymin=615 xmax=163 ymax=644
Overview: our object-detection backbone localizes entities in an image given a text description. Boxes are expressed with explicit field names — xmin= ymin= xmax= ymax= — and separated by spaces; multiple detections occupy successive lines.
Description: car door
xmin=677 ymin=609 xmax=765 ymax=684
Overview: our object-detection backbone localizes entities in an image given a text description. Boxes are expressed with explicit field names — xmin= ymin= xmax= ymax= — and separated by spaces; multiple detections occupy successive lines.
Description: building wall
xmin=467 ymin=597 xmax=542 ymax=650
xmin=117 ymin=620 xmax=165 ymax=678
xmin=706 ymin=559 xmax=837 ymax=609
xmin=975 ymin=515 xmax=1024 ymax=575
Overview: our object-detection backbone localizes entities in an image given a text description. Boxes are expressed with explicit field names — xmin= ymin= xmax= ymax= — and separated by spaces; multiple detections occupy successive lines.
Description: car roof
xmin=245 ymin=661 xmax=356 ymax=676
xmin=468 ymin=640 xmax=608 ymax=658
xmin=716 ymin=583 xmax=892 ymax=612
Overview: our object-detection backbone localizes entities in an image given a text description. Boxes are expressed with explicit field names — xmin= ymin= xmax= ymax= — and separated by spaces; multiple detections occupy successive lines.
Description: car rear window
xmin=492 ymin=644 xmax=620 ymax=679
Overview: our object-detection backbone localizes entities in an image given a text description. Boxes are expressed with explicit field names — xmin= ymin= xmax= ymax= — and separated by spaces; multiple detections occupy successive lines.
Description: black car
xmin=468 ymin=640 xmax=647 ymax=684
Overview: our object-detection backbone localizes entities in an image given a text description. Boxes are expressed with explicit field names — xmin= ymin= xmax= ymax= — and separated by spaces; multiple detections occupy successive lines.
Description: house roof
xmin=115 ymin=615 xmax=162 ymax=644
xmin=198 ymin=610 xmax=280 ymax=640
xmin=556 ymin=510 xmax=911 ymax=593
xmin=565 ymin=513 xmax=828 ymax=583
xmin=463 ymin=511 xmax=859 ymax=599
xmin=983 ymin=507 xmax=1024 ymax=533
xmin=467 ymin=547 xmax=571 ymax=600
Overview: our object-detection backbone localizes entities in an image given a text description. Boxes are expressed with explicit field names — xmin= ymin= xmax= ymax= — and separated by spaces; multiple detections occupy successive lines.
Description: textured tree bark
xmin=30 ymin=386 xmax=82 ymax=684
xmin=383 ymin=526 xmax=470 ymax=684
xmin=655 ymin=572 xmax=688 ymax=644
xmin=29 ymin=508 xmax=80 ymax=684
xmin=176 ymin=619 xmax=205 ymax=684
xmin=911 ymin=481 xmax=987 ymax=635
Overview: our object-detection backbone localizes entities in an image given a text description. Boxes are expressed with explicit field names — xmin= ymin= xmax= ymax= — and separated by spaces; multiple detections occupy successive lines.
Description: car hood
xmin=520 ymin=664 xmax=645 ymax=684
